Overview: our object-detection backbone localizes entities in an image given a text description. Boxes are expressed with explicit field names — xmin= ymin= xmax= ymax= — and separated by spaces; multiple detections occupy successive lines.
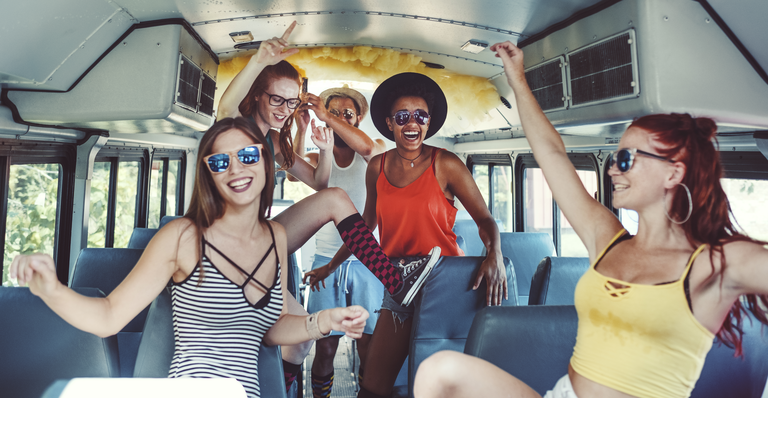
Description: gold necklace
xmin=395 ymin=146 xmax=424 ymax=168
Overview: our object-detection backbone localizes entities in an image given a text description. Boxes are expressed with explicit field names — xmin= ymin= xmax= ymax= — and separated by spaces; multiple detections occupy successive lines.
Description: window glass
xmin=167 ymin=159 xmax=181 ymax=216
xmin=619 ymin=209 xmax=639 ymax=235
xmin=721 ymin=178 xmax=768 ymax=242
xmin=148 ymin=159 xmax=164 ymax=229
xmin=4 ymin=164 xmax=60 ymax=285
xmin=560 ymin=170 xmax=598 ymax=257
xmin=491 ymin=165 xmax=512 ymax=232
xmin=523 ymin=168 xmax=553 ymax=239
xmin=472 ymin=164 xmax=489 ymax=207
xmin=114 ymin=161 xmax=140 ymax=248
xmin=87 ymin=162 xmax=111 ymax=247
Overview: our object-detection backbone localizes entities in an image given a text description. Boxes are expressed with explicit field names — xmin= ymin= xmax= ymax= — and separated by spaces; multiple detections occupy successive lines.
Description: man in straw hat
xmin=293 ymin=85 xmax=387 ymax=397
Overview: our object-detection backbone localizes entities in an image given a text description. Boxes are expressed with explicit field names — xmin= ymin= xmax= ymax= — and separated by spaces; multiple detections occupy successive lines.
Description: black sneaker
xmin=390 ymin=246 xmax=441 ymax=306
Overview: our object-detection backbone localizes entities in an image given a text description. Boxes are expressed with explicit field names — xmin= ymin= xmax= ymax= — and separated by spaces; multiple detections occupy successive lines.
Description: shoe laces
xmin=399 ymin=257 xmax=426 ymax=276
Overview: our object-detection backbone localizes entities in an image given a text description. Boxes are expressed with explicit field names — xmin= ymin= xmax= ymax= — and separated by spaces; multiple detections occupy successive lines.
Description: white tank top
xmin=315 ymin=152 xmax=371 ymax=258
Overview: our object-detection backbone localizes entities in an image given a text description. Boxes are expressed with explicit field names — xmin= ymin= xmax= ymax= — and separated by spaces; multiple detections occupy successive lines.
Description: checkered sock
xmin=282 ymin=360 xmax=301 ymax=396
xmin=311 ymin=370 xmax=334 ymax=398
xmin=336 ymin=214 xmax=402 ymax=295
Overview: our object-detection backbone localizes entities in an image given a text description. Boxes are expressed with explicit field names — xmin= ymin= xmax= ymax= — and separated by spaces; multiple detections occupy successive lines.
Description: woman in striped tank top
xmin=10 ymin=118 xmax=369 ymax=397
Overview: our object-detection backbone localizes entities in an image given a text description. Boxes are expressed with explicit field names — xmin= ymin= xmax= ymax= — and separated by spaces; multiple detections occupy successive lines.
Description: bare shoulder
xmin=367 ymin=152 xmax=385 ymax=174
xmin=434 ymin=148 xmax=471 ymax=179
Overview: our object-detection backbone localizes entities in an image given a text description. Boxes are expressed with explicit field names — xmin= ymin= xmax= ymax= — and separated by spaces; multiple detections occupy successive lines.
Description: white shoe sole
xmin=401 ymin=246 xmax=441 ymax=307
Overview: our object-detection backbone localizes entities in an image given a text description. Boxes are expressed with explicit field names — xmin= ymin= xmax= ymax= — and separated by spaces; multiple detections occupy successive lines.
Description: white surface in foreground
xmin=59 ymin=378 xmax=247 ymax=398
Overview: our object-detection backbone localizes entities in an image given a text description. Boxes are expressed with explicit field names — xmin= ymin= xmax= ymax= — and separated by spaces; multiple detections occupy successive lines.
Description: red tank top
xmin=376 ymin=148 xmax=463 ymax=257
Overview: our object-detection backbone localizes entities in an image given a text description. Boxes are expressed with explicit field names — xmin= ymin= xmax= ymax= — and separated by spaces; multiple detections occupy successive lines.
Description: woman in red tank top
xmin=308 ymin=72 xmax=507 ymax=398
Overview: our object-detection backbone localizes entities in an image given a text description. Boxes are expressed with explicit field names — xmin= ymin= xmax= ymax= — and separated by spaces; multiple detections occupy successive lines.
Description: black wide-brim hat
xmin=370 ymin=73 xmax=447 ymax=142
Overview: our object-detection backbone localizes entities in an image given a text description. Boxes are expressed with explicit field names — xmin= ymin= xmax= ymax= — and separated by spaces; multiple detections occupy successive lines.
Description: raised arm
xmin=216 ymin=21 xmax=299 ymax=121
xmin=264 ymin=222 xmax=367 ymax=344
xmin=9 ymin=219 xmax=191 ymax=338
xmin=281 ymin=119 xmax=333 ymax=190
xmin=723 ymin=241 xmax=768 ymax=298
xmin=304 ymin=93 xmax=388 ymax=161
xmin=286 ymin=105 xmax=311 ymax=182
xmin=491 ymin=41 xmax=622 ymax=259
xmin=439 ymin=151 xmax=507 ymax=306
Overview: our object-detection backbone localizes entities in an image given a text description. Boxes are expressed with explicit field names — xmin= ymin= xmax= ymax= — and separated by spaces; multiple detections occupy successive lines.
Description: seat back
xmin=70 ymin=247 xmax=146 ymax=377
xmin=464 ymin=305 xmax=578 ymax=395
xmin=452 ymin=219 xmax=485 ymax=256
xmin=528 ymin=257 xmax=589 ymax=305
xmin=408 ymin=256 xmax=517 ymax=396
xmin=465 ymin=306 xmax=768 ymax=397
xmin=127 ymin=227 xmax=159 ymax=249
xmin=134 ymin=287 xmax=286 ymax=398
xmin=0 ymin=286 xmax=119 ymax=397
xmin=498 ymin=232 xmax=556 ymax=304
xmin=691 ymin=315 xmax=768 ymax=398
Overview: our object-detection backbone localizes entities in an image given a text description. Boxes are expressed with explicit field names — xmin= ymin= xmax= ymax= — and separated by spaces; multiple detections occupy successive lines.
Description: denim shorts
xmin=380 ymin=289 xmax=415 ymax=324
xmin=306 ymin=254 xmax=385 ymax=335
xmin=543 ymin=374 xmax=578 ymax=398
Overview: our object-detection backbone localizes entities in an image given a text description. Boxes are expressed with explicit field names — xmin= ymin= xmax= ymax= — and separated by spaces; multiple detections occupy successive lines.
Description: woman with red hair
xmin=414 ymin=40 xmax=768 ymax=398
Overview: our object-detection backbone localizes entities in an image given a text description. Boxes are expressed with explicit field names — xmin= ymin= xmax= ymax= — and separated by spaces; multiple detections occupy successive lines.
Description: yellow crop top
xmin=569 ymin=229 xmax=715 ymax=398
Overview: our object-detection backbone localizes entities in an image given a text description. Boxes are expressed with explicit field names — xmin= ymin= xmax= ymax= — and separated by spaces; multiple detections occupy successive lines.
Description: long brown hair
xmin=630 ymin=113 xmax=768 ymax=355
xmin=238 ymin=60 xmax=300 ymax=169
xmin=184 ymin=117 xmax=275 ymax=276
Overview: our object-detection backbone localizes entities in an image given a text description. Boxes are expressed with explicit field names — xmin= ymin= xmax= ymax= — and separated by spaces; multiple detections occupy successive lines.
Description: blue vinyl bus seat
xmin=528 ymin=257 xmax=589 ymax=305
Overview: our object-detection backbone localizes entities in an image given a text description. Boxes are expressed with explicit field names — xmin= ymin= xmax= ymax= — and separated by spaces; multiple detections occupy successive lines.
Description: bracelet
xmin=306 ymin=312 xmax=331 ymax=340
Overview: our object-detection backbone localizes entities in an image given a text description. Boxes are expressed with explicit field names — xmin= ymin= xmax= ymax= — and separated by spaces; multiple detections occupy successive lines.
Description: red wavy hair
xmin=238 ymin=60 xmax=300 ymax=169
xmin=630 ymin=113 xmax=768 ymax=356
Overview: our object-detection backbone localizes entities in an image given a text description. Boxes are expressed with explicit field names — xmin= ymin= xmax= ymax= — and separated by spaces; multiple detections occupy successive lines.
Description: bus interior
xmin=1 ymin=0 xmax=767 ymax=399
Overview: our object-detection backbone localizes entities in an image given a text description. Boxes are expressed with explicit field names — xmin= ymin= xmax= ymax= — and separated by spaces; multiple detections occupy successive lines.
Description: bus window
xmin=166 ymin=159 xmax=181 ymax=218
xmin=114 ymin=161 xmax=140 ymax=248
xmin=619 ymin=209 xmax=639 ymax=235
xmin=491 ymin=165 xmax=512 ymax=232
xmin=722 ymin=178 xmax=768 ymax=242
xmin=559 ymin=170 xmax=598 ymax=257
xmin=87 ymin=162 xmax=111 ymax=248
xmin=472 ymin=164 xmax=490 ymax=207
xmin=3 ymin=163 xmax=61 ymax=285
xmin=523 ymin=167 xmax=553 ymax=240
xmin=148 ymin=159 xmax=164 ymax=229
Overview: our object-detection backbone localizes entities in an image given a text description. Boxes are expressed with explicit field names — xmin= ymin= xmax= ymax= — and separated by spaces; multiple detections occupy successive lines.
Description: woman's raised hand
xmin=10 ymin=253 xmax=63 ymax=298
xmin=329 ymin=306 xmax=369 ymax=339
xmin=309 ymin=118 xmax=334 ymax=152
xmin=490 ymin=41 xmax=526 ymax=87
xmin=252 ymin=21 xmax=300 ymax=67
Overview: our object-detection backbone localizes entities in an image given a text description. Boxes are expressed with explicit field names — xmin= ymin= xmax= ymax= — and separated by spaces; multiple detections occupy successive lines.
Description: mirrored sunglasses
xmin=204 ymin=145 xmax=262 ymax=174
xmin=391 ymin=109 xmax=430 ymax=126
xmin=608 ymin=148 xmax=675 ymax=173
xmin=329 ymin=108 xmax=356 ymax=120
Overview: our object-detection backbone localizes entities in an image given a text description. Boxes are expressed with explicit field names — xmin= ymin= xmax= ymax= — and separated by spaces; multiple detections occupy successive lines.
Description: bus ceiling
xmin=1 ymin=0 xmax=767 ymax=141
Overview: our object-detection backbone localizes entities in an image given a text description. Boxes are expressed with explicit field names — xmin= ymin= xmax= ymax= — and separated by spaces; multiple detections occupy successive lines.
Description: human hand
xmin=252 ymin=21 xmax=300 ymax=67
xmin=472 ymin=251 xmax=508 ymax=306
xmin=329 ymin=306 xmax=369 ymax=339
xmin=296 ymin=104 xmax=311 ymax=132
xmin=490 ymin=41 xmax=525 ymax=86
xmin=10 ymin=253 xmax=63 ymax=298
xmin=303 ymin=263 xmax=333 ymax=291
xmin=309 ymin=118 xmax=334 ymax=152
xmin=302 ymin=93 xmax=331 ymax=122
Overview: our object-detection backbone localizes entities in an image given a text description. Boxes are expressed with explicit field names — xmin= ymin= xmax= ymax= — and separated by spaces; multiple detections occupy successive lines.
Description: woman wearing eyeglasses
xmin=306 ymin=72 xmax=508 ymax=398
xmin=413 ymin=41 xmax=768 ymax=398
xmin=10 ymin=118 xmax=369 ymax=398
xmin=216 ymin=22 xmax=442 ymax=393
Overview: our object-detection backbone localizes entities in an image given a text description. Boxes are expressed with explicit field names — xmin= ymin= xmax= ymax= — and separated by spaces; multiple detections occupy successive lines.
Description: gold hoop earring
xmin=664 ymin=183 xmax=692 ymax=225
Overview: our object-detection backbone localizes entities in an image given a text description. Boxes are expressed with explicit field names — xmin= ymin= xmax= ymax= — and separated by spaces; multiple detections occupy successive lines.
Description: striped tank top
xmin=168 ymin=223 xmax=284 ymax=398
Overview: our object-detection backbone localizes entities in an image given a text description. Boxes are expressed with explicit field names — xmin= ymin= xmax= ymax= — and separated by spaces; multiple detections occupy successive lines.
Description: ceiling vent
xmin=525 ymin=56 xmax=567 ymax=112
xmin=7 ymin=24 xmax=218 ymax=134
xmin=566 ymin=30 xmax=639 ymax=108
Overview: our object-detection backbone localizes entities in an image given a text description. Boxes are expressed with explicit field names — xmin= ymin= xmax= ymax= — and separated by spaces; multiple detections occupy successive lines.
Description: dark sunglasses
xmin=204 ymin=144 xmax=262 ymax=174
xmin=391 ymin=109 xmax=430 ymax=126
xmin=329 ymin=108 xmax=356 ymax=120
xmin=608 ymin=148 xmax=676 ymax=173
xmin=262 ymin=91 xmax=301 ymax=110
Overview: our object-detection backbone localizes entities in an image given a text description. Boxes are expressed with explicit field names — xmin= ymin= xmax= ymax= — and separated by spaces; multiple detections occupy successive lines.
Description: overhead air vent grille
xmin=567 ymin=30 xmax=639 ymax=107
xmin=524 ymin=56 xmax=567 ymax=112
xmin=175 ymin=54 xmax=215 ymax=117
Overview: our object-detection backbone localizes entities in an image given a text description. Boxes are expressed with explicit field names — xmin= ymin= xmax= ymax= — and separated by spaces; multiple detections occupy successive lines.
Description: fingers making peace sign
xmin=253 ymin=20 xmax=300 ymax=67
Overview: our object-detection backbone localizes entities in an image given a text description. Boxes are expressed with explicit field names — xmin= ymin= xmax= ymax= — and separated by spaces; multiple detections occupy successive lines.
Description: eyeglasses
xmin=262 ymin=91 xmax=301 ymax=110
xmin=391 ymin=109 xmax=430 ymax=126
xmin=204 ymin=144 xmax=262 ymax=174
xmin=329 ymin=108 xmax=356 ymax=120
xmin=608 ymin=148 xmax=676 ymax=173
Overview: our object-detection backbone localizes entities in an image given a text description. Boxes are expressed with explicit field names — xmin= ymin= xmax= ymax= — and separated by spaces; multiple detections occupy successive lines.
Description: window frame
xmin=466 ymin=154 xmax=513 ymax=227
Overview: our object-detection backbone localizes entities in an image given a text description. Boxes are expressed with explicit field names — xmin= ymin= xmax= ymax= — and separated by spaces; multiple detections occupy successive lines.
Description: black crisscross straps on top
xmin=168 ymin=222 xmax=284 ymax=398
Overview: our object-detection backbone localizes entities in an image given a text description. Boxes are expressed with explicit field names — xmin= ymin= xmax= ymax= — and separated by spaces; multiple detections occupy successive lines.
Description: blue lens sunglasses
xmin=204 ymin=144 xmax=262 ymax=174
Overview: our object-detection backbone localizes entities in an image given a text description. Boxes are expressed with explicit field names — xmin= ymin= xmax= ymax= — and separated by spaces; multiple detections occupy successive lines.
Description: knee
xmin=323 ymin=187 xmax=352 ymax=205
xmin=413 ymin=351 xmax=465 ymax=397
